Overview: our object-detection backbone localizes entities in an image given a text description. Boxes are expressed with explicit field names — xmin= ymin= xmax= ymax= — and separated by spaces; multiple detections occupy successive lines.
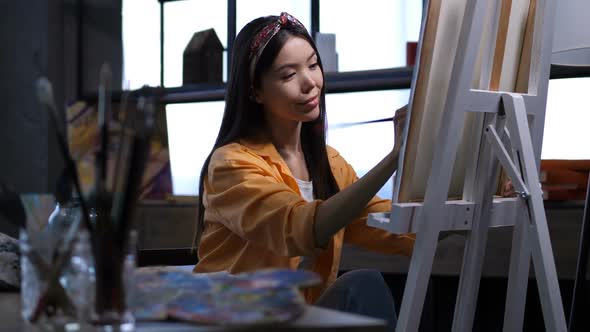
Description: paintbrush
xmin=109 ymin=86 xmax=138 ymax=238
xmin=114 ymin=96 xmax=155 ymax=246
xmin=92 ymin=96 xmax=155 ymax=315
xmin=96 ymin=63 xmax=112 ymax=195
xmin=33 ymin=77 xmax=94 ymax=322
xmin=111 ymin=86 xmax=131 ymax=196
xmin=109 ymin=109 xmax=135 ymax=235
xmin=36 ymin=77 xmax=92 ymax=232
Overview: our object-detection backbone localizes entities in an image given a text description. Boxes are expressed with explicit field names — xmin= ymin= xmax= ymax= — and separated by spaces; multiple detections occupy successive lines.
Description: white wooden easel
xmin=368 ymin=0 xmax=567 ymax=331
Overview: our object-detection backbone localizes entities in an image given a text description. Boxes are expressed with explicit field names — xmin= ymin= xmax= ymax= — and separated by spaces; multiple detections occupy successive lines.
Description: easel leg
xmin=503 ymin=207 xmax=531 ymax=332
xmin=503 ymin=93 xmax=567 ymax=331
xmin=396 ymin=225 xmax=441 ymax=332
xmin=569 ymin=175 xmax=590 ymax=331
xmin=452 ymin=113 xmax=504 ymax=331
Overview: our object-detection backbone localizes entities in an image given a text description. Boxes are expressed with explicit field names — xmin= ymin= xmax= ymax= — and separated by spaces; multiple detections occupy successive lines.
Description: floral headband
xmin=249 ymin=12 xmax=307 ymax=80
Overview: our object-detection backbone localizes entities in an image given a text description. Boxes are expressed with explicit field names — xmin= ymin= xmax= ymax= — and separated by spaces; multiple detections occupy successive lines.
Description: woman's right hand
xmin=314 ymin=105 xmax=409 ymax=247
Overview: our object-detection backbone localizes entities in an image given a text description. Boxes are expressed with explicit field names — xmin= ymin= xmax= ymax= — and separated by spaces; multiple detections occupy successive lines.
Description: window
xmin=123 ymin=1 xmax=422 ymax=197
xmin=126 ymin=2 xmax=590 ymax=199
xmin=320 ymin=0 xmax=422 ymax=71
xmin=542 ymin=77 xmax=590 ymax=159
xmin=122 ymin=0 xmax=160 ymax=89
xmin=166 ymin=102 xmax=224 ymax=195
xmin=163 ymin=1 xmax=228 ymax=87
xmin=237 ymin=0 xmax=311 ymax=33
xmin=123 ymin=0 xmax=228 ymax=88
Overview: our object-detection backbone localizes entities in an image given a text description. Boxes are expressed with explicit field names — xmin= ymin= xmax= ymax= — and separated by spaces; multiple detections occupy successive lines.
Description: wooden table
xmin=0 ymin=293 xmax=386 ymax=332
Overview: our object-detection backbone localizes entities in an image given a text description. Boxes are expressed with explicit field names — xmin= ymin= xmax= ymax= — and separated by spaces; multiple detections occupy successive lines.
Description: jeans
xmin=315 ymin=269 xmax=397 ymax=331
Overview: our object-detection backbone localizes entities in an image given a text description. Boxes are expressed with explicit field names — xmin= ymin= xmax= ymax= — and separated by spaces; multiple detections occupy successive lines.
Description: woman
xmin=193 ymin=12 xmax=413 ymax=330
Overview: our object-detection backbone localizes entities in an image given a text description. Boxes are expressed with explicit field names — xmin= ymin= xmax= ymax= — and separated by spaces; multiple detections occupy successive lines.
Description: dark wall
xmin=0 ymin=0 xmax=122 ymax=192
xmin=0 ymin=0 xmax=60 ymax=193
xmin=80 ymin=0 xmax=123 ymax=96
xmin=0 ymin=0 xmax=122 ymax=235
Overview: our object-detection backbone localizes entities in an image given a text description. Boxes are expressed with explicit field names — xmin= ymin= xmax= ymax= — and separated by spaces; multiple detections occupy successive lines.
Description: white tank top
xmin=295 ymin=178 xmax=314 ymax=202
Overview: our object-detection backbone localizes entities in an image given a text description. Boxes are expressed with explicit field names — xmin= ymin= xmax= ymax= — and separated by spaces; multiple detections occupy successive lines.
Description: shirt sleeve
xmin=204 ymin=150 xmax=321 ymax=257
xmin=334 ymin=155 xmax=415 ymax=256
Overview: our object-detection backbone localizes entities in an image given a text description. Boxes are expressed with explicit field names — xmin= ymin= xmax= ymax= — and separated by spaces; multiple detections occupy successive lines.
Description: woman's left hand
xmin=501 ymin=179 xmax=516 ymax=197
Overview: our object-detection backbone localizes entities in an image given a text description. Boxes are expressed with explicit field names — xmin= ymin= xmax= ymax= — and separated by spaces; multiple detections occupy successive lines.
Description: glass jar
xmin=20 ymin=198 xmax=95 ymax=331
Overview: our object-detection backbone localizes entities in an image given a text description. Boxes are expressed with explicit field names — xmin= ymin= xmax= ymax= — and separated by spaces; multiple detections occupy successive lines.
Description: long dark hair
xmin=192 ymin=15 xmax=340 ymax=251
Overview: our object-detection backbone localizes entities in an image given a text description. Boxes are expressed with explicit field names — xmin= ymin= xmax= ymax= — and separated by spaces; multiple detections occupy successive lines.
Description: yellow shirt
xmin=194 ymin=136 xmax=414 ymax=303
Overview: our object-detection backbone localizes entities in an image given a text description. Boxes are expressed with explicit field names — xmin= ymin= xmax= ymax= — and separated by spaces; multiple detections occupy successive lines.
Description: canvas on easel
xmin=367 ymin=0 xmax=568 ymax=331
xmin=396 ymin=0 xmax=535 ymax=203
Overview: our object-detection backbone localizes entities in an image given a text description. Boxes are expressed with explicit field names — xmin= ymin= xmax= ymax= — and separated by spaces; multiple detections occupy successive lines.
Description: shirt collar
xmin=238 ymin=134 xmax=340 ymax=194
xmin=239 ymin=134 xmax=339 ymax=161
xmin=238 ymin=134 xmax=277 ymax=158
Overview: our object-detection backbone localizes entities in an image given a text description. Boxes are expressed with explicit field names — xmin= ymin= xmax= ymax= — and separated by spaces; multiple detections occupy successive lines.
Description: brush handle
xmin=44 ymin=103 xmax=93 ymax=233
xmin=119 ymin=99 xmax=155 ymax=244
xmin=330 ymin=117 xmax=394 ymax=129
xmin=96 ymin=64 xmax=112 ymax=194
